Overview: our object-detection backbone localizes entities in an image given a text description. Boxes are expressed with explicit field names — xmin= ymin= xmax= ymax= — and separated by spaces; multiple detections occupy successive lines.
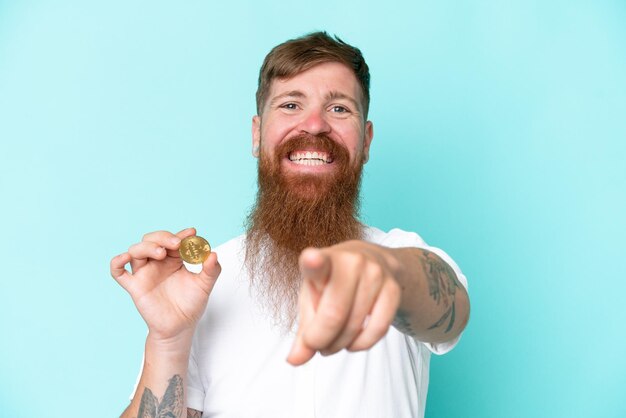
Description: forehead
xmin=267 ymin=62 xmax=363 ymax=103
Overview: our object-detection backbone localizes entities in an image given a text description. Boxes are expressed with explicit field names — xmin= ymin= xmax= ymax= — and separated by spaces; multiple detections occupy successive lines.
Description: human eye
xmin=328 ymin=104 xmax=352 ymax=118
xmin=279 ymin=102 xmax=298 ymax=110
xmin=330 ymin=105 xmax=351 ymax=115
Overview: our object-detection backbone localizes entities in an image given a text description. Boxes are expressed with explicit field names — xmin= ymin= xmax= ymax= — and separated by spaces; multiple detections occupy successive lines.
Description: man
xmin=111 ymin=32 xmax=470 ymax=418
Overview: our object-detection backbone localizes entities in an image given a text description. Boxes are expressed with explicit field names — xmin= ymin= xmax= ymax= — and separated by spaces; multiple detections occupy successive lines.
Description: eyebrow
xmin=326 ymin=91 xmax=361 ymax=112
xmin=269 ymin=90 xmax=306 ymax=107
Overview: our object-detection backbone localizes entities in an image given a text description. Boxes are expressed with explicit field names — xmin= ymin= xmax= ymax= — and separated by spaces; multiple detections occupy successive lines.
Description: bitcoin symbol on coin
xmin=179 ymin=236 xmax=211 ymax=264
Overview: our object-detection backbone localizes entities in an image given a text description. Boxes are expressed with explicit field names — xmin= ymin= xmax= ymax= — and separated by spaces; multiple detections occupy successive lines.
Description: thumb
xmin=196 ymin=251 xmax=221 ymax=292
xmin=299 ymin=247 xmax=331 ymax=291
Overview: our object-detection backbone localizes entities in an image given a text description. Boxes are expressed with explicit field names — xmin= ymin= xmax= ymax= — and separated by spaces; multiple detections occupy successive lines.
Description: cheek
xmin=262 ymin=118 xmax=295 ymax=148
xmin=335 ymin=125 xmax=365 ymax=156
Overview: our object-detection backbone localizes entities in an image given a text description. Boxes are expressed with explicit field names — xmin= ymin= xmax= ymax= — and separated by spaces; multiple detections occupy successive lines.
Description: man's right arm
xmin=110 ymin=228 xmax=220 ymax=418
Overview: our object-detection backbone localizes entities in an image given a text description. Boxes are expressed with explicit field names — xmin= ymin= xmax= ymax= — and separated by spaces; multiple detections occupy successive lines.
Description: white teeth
xmin=288 ymin=151 xmax=331 ymax=165
xmin=291 ymin=158 xmax=324 ymax=166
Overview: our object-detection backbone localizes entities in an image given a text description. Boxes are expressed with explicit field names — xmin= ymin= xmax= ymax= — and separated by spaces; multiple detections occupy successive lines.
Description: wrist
xmin=378 ymin=245 xmax=404 ymax=279
xmin=145 ymin=328 xmax=195 ymax=358
xmin=387 ymin=247 xmax=422 ymax=298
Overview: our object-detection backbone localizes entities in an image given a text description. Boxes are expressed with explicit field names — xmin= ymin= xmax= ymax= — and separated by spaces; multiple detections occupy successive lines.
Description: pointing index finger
xmin=299 ymin=248 xmax=331 ymax=290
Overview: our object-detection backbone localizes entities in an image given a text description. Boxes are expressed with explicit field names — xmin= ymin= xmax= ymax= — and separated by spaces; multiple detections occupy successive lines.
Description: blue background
xmin=1 ymin=1 xmax=625 ymax=417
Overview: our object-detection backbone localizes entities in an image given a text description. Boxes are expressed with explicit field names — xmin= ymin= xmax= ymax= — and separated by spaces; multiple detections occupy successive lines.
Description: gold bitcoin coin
xmin=179 ymin=236 xmax=211 ymax=264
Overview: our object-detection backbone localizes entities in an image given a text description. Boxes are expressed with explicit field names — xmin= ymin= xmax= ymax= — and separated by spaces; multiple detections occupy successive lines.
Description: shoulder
xmin=364 ymin=225 xmax=469 ymax=292
xmin=363 ymin=225 xmax=427 ymax=248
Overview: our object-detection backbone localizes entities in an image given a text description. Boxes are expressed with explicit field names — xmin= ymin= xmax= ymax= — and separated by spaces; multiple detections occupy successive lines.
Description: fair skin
xmin=252 ymin=61 xmax=373 ymax=168
xmin=113 ymin=61 xmax=469 ymax=416
xmin=250 ymin=61 xmax=469 ymax=364
xmin=112 ymin=227 xmax=217 ymax=418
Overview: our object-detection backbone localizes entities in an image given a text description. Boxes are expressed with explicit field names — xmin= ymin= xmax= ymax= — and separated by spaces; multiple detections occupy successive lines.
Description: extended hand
xmin=110 ymin=228 xmax=221 ymax=342
xmin=287 ymin=240 xmax=402 ymax=366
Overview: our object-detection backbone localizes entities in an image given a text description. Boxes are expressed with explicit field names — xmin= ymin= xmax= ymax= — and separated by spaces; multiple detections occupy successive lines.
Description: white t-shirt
xmin=184 ymin=227 xmax=468 ymax=418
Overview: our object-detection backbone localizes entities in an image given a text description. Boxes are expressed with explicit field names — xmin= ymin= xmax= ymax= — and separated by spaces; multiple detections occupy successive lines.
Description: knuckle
xmin=128 ymin=242 xmax=147 ymax=255
xmin=345 ymin=317 xmax=365 ymax=336
xmin=369 ymin=322 xmax=390 ymax=341
xmin=320 ymin=304 xmax=347 ymax=327
xmin=367 ymin=262 xmax=384 ymax=278
xmin=208 ymin=264 xmax=222 ymax=280
xmin=341 ymin=252 xmax=365 ymax=268
xmin=362 ymin=269 xmax=382 ymax=289
xmin=142 ymin=230 xmax=166 ymax=242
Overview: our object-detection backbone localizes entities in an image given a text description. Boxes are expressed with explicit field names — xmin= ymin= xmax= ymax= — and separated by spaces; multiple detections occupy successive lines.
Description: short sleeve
xmin=186 ymin=344 xmax=205 ymax=411
xmin=365 ymin=227 xmax=469 ymax=355
xmin=129 ymin=353 xmax=144 ymax=401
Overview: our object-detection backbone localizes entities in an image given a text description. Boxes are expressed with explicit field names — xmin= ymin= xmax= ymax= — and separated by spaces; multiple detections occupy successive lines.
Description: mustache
xmin=271 ymin=133 xmax=350 ymax=166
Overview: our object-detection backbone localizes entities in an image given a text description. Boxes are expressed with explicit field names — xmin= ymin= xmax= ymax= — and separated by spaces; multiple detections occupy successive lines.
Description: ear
xmin=252 ymin=115 xmax=261 ymax=158
xmin=362 ymin=120 xmax=374 ymax=163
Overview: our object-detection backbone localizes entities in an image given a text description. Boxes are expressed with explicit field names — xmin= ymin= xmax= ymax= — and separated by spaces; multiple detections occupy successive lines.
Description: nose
xmin=297 ymin=108 xmax=331 ymax=136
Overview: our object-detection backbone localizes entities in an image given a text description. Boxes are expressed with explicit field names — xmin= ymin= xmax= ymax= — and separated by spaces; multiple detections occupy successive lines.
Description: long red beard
xmin=245 ymin=133 xmax=364 ymax=329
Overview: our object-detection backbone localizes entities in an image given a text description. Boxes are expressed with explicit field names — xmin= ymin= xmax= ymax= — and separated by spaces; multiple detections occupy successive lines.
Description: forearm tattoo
xmin=393 ymin=249 xmax=462 ymax=337
xmin=136 ymin=375 xmax=186 ymax=418
xmin=392 ymin=308 xmax=415 ymax=337
xmin=422 ymin=249 xmax=461 ymax=333
xmin=137 ymin=388 xmax=158 ymax=418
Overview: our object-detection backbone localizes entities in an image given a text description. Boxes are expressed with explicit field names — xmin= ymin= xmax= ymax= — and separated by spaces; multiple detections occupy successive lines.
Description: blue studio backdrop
xmin=1 ymin=1 xmax=625 ymax=417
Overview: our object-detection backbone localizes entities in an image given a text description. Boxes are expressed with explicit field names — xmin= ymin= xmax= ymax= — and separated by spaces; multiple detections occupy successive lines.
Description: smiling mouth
xmin=288 ymin=151 xmax=334 ymax=166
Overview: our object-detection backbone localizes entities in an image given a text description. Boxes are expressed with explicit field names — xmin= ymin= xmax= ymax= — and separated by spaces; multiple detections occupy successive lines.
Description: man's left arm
xmin=287 ymin=240 xmax=470 ymax=365
xmin=388 ymin=246 xmax=470 ymax=345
